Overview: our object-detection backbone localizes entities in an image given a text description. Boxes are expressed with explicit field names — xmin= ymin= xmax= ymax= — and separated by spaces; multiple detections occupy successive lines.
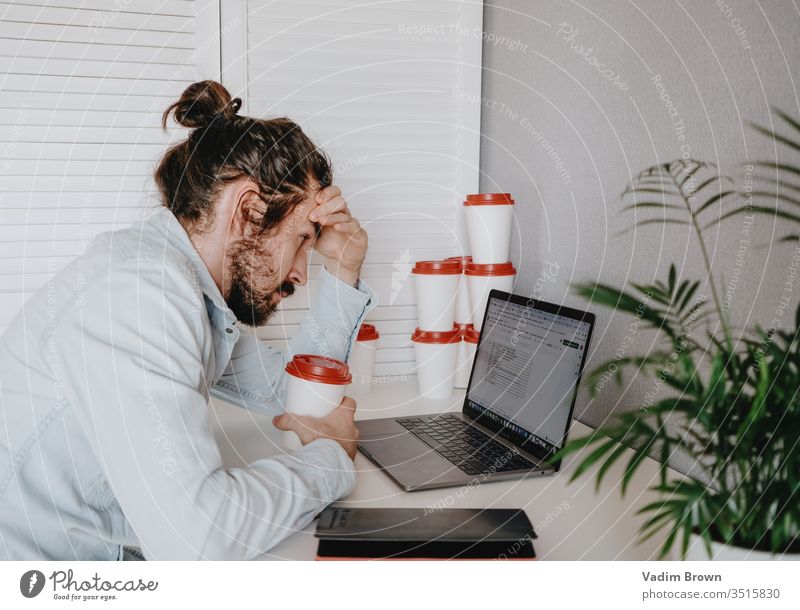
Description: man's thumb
xmin=272 ymin=413 xmax=293 ymax=431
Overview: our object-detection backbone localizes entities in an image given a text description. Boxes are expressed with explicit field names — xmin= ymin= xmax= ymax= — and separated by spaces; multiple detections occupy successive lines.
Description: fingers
xmin=316 ymin=211 xmax=352 ymax=227
xmin=310 ymin=196 xmax=348 ymax=224
xmin=275 ymin=413 xmax=322 ymax=443
xmin=314 ymin=184 xmax=342 ymax=205
xmin=272 ymin=413 xmax=294 ymax=431
xmin=340 ymin=396 xmax=357 ymax=413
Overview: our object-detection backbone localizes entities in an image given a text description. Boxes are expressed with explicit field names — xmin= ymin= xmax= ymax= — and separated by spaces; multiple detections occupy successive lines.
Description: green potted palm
xmin=555 ymin=116 xmax=800 ymax=559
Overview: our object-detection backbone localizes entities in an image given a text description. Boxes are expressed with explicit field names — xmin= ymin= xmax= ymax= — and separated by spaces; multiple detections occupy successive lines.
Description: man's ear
xmin=229 ymin=181 xmax=265 ymax=238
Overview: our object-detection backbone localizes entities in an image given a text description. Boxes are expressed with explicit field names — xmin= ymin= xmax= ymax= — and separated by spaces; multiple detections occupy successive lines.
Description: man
xmin=0 ymin=81 xmax=377 ymax=560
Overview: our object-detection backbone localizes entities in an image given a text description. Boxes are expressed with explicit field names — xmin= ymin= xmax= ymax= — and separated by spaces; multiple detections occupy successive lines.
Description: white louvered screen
xmin=222 ymin=0 xmax=483 ymax=377
xmin=0 ymin=0 xmax=219 ymax=335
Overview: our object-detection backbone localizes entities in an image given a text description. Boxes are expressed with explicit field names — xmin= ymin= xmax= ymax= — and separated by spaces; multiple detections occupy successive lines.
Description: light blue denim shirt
xmin=0 ymin=206 xmax=377 ymax=560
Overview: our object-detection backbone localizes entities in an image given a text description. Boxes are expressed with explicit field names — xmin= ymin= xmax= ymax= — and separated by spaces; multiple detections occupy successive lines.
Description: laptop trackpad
xmin=358 ymin=424 xmax=466 ymax=490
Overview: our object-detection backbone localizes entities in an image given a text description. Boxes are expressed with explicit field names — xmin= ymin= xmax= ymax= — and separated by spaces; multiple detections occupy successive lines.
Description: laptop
xmin=357 ymin=289 xmax=595 ymax=491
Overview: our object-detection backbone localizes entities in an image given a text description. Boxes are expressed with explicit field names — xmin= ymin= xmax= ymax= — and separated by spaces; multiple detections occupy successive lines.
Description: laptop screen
xmin=464 ymin=293 xmax=593 ymax=460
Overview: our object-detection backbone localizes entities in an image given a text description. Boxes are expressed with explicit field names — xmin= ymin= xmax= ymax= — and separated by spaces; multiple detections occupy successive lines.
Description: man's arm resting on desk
xmin=210 ymin=265 xmax=378 ymax=415
xmin=54 ymin=262 xmax=356 ymax=559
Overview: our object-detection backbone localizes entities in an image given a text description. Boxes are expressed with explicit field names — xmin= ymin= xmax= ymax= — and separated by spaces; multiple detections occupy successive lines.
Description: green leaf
xmin=636 ymin=498 xmax=686 ymax=516
xmin=631 ymin=283 xmax=670 ymax=306
xmin=692 ymin=175 xmax=726 ymax=194
xmin=751 ymin=161 xmax=800 ymax=180
xmin=623 ymin=186 xmax=680 ymax=196
xmin=703 ymin=205 xmax=800 ymax=230
xmin=752 ymin=172 xmax=800 ymax=195
xmin=677 ymin=281 xmax=700 ymax=315
xmin=775 ymin=107 xmax=800 ymax=137
xmin=681 ymin=511 xmax=695 ymax=558
xmin=617 ymin=218 xmax=689 ymax=236
xmin=750 ymin=190 xmax=800 ymax=208
xmin=621 ymin=437 xmax=656 ymax=495
xmin=677 ymin=161 xmax=707 ymax=189
xmin=569 ymin=438 xmax=620 ymax=482
xmin=595 ymin=443 xmax=628 ymax=491
xmin=741 ymin=357 xmax=770 ymax=433
xmin=672 ymin=280 xmax=691 ymax=313
xmin=749 ymin=121 xmax=800 ymax=155
xmin=621 ymin=202 xmax=684 ymax=213
xmin=659 ymin=524 xmax=681 ymax=559
xmin=693 ymin=190 xmax=736 ymax=216
xmin=639 ymin=511 xmax=677 ymax=544
xmin=574 ymin=283 xmax=663 ymax=326
xmin=668 ymin=265 xmax=677 ymax=298
xmin=552 ymin=431 xmax=612 ymax=461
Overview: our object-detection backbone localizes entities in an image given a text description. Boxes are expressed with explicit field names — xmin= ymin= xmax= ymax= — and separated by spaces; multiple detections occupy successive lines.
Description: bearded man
xmin=0 ymin=81 xmax=376 ymax=560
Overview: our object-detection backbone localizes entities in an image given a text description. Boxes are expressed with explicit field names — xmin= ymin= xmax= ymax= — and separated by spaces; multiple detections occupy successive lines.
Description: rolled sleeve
xmin=271 ymin=438 xmax=357 ymax=502
xmin=54 ymin=261 xmax=357 ymax=559
xmin=210 ymin=265 xmax=378 ymax=415
xmin=297 ymin=264 xmax=378 ymax=362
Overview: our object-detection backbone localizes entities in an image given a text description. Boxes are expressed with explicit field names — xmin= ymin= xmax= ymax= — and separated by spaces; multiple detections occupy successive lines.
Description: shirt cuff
xmin=292 ymin=438 xmax=357 ymax=500
xmin=318 ymin=264 xmax=377 ymax=309
xmin=314 ymin=265 xmax=379 ymax=359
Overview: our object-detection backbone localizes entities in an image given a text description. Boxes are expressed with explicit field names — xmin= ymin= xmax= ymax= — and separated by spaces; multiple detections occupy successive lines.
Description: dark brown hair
xmin=155 ymin=80 xmax=331 ymax=234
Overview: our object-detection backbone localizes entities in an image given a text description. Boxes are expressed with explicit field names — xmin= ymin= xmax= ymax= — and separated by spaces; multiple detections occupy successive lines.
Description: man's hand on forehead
xmin=309 ymin=185 xmax=352 ymax=230
xmin=306 ymin=183 xmax=367 ymax=285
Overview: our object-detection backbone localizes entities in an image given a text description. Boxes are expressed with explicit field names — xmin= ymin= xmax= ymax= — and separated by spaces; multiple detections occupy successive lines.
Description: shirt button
xmin=225 ymin=328 xmax=234 ymax=334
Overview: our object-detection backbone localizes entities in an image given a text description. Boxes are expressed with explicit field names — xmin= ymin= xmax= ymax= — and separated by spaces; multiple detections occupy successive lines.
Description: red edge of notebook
xmin=316 ymin=556 xmax=537 ymax=561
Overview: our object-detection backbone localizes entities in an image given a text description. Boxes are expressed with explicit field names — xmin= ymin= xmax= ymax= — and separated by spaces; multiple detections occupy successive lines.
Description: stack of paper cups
xmin=445 ymin=255 xmax=473 ymax=327
xmin=454 ymin=324 xmax=479 ymax=389
xmin=412 ymin=259 xmax=462 ymax=331
xmin=349 ymin=323 xmax=380 ymax=396
xmin=466 ymin=262 xmax=517 ymax=331
xmin=411 ymin=327 xmax=460 ymax=399
xmin=283 ymin=354 xmax=352 ymax=450
xmin=463 ymin=193 xmax=515 ymax=264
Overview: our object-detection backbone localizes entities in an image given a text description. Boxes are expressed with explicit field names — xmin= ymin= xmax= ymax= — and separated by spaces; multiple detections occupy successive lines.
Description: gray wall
xmin=479 ymin=0 xmax=800 ymax=470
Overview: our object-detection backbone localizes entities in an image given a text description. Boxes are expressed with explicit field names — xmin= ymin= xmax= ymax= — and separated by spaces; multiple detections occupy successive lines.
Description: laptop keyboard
xmin=396 ymin=414 xmax=537 ymax=476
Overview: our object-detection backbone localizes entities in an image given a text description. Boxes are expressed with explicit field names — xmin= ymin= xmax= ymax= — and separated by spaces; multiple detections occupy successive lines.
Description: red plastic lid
xmin=445 ymin=255 xmax=473 ymax=271
xmin=463 ymin=193 xmax=515 ymax=206
xmin=465 ymin=262 xmax=517 ymax=277
xmin=357 ymin=323 xmax=380 ymax=342
xmin=285 ymin=354 xmax=352 ymax=385
xmin=463 ymin=328 xmax=480 ymax=344
xmin=411 ymin=328 xmax=461 ymax=344
xmin=412 ymin=260 xmax=462 ymax=275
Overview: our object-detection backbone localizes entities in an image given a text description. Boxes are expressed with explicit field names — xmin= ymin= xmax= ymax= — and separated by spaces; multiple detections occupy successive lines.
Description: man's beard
xmin=225 ymin=235 xmax=295 ymax=327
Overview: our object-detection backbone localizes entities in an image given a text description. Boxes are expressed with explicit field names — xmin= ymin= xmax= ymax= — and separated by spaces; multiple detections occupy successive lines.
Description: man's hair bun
xmin=161 ymin=80 xmax=241 ymax=129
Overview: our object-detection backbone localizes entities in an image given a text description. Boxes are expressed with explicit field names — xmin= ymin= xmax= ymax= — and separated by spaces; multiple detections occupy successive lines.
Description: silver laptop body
xmin=357 ymin=289 xmax=595 ymax=491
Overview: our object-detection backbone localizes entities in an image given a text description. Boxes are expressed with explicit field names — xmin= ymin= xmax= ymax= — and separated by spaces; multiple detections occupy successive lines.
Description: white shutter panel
xmin=0 ymin=0 xmax=217 ymax=333
xmin=222 ymin=0 xmax=482 ymax=377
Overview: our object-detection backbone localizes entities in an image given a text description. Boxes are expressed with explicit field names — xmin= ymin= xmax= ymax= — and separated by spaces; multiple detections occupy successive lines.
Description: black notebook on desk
xmin=315 ymin=506 xmax=536 ymax=560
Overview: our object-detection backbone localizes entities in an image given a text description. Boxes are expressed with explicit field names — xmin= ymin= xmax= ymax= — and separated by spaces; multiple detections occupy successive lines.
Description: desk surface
xmin=210 ymin=378 xmax=669 ymax=560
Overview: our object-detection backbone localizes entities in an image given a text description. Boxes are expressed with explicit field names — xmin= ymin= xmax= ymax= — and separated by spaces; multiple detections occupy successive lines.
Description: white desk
xmin=209 ymin=378 xmax=670 ymax=560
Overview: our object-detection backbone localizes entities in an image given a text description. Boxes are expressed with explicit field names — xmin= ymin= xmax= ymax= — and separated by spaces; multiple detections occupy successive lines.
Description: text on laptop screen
xmin=466 ymin=297 xmax=590 ymax=449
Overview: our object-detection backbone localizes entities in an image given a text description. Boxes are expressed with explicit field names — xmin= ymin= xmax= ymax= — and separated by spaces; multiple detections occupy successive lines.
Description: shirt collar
xmin=145 ymin=206 xmax=236 ymax=323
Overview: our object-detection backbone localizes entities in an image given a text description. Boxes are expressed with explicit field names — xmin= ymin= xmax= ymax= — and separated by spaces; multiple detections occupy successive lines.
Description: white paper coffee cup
xmin=283 ymin=354 xmax=352 ymax=450
xmin=454 ymin=325 xmax=479 ymax=389
xmin=348 ymin=323 xmax=380 ymax=396
xmin=466 ymin=262 xmax=516 ymax=331
xmin=412 ymin=259 xmax=461 ymax=331
xmin=446 ymin=255 xmax=473 ymax=326
xmin=411 ymin=327 xmax=460 ymax=399
xmin=463 ymin=193 xmax=515 ymax=264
